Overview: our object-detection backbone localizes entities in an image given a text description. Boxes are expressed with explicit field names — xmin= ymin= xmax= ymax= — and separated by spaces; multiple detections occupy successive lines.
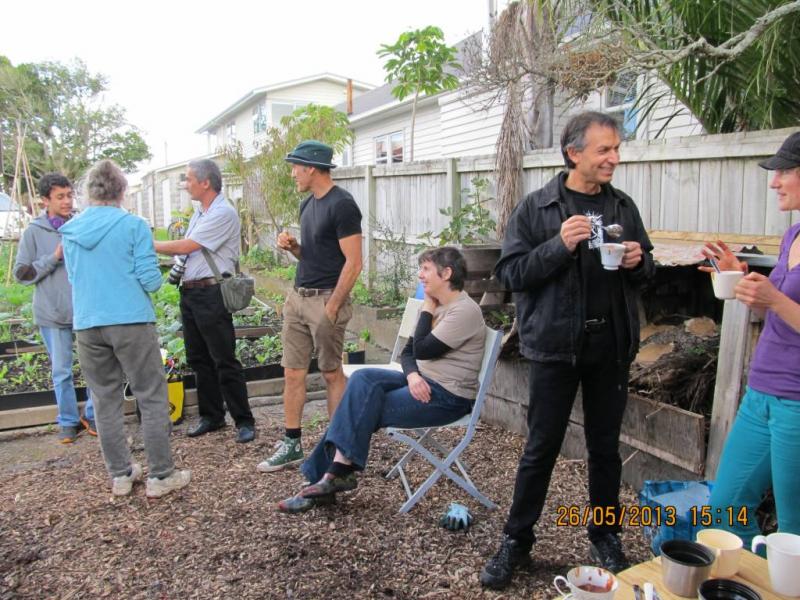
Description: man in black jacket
xmin=480 ymin=112 xmax=655 ymax=590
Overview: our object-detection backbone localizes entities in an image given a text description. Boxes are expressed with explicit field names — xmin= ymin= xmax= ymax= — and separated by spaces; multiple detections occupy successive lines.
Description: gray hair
xmin=188 ymin=159 xmax=222 ymax=193
xmin=84 ymin=159 xmax=127 ymax=203
xmin=560 ymin=111 xmax=620 ymax=169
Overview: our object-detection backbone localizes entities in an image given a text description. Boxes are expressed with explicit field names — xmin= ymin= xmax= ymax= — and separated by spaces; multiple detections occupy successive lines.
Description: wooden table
xmin=615 ymin=551 xmax=788 ymax=600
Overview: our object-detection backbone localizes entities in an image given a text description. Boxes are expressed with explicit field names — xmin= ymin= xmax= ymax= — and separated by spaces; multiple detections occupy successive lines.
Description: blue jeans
xmin=301 ymin=368 xmax=472 ymax=483
xmin=709 ymin=386 xmax=800 ymax=547
xmin=40 ymin=326 xmax=94 ymax=427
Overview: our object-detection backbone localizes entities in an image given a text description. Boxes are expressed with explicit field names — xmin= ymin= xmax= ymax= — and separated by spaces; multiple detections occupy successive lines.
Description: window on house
xmin=605 ymin=72 xmax=638 ymax=141
xmin=225 ymin=121 xmax=236 ymax=144
xmin=374 ymin=131 xmax=404 ymax=165
xmin=340 ymin=144 xmax=353 ymax=167
xmin=252 ymin=102 xmax=267 ymax=134
xmin=272 ymin=102 xmax=296 ymax=126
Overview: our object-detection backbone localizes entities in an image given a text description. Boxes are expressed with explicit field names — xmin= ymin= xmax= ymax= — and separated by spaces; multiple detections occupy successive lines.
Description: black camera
xmin=168 ymin=255 xmax=187 ymax=286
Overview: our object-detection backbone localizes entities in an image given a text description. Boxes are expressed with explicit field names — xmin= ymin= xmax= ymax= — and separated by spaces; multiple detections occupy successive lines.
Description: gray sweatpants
xmin=76 ymin=323 xmax=174 ymax=479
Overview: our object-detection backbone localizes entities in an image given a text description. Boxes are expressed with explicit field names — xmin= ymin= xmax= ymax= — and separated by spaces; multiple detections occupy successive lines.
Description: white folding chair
xmin=342 ymin=298 xmax=423 ymax=378
xmin=385 ymin=327 xmax=503 ymax=513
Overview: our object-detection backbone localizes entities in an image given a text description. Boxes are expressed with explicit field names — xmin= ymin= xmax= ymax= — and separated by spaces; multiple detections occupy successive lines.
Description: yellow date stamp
xmin=555 ymin=505 xmax=748 ymax=528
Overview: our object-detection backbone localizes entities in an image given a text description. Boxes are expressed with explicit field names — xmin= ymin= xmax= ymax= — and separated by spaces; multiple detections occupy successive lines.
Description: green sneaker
xmin=257 ymin=437 xmax=303 ymax=473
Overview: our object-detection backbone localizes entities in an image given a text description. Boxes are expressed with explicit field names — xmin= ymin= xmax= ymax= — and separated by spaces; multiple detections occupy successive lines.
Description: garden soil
xmin=0 ymin=400 xmax=651 ymax=599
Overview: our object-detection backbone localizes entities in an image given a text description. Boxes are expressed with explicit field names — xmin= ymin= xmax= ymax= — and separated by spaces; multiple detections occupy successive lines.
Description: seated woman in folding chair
xmin=278 ymin=246 xmax=486 ymax=513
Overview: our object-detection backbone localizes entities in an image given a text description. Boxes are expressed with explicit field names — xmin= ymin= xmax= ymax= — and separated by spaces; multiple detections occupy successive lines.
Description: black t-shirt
xmin=561 ymin=181 xmax=630 ymax=360
xmin=295 ymin=185 xmax=362 ymax=289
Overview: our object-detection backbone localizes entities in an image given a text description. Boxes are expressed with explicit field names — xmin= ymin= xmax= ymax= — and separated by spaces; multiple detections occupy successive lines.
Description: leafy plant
xmin=378 ymin=26 xmax=460 ymax=161
xmin=343 ymin=341 xmax=360 ymax=353
xmin=419 ymin=177 xmax=497 ymax=247
xmin=359 ymin=328 xmax=372 ymax=344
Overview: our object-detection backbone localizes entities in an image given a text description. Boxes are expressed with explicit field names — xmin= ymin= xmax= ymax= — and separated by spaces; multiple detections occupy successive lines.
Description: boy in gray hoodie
xmin=14 ymin=173 xmax=95 ymax=443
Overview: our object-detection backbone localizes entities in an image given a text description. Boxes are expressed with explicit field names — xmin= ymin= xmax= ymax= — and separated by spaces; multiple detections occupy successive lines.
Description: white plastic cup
xmin=696 ymin=528 xmax=743 ymax=578
xmin=752 ymin=532 xmax=800 ymax=596
xmin=711 ymin=271 xmax=744 ymax=299
xmin=553 ymin=566 xmax=618 ymax=600
xmin=599 ymin=243 xmax=626 ymax=271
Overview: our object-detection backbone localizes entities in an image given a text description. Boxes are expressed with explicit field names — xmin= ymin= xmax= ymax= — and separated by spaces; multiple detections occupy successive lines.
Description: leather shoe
xmin=187 ymin=419 xmax=226 ymax=438
xmin=300 ymin=472 xmax=357 ymax=498
xmin=236 ymin=425 xmax=256 ymax=444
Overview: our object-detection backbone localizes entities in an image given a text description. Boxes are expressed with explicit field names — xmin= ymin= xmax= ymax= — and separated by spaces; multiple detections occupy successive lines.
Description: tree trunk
xmin=527 ymin=79 xmax=555 ymax=150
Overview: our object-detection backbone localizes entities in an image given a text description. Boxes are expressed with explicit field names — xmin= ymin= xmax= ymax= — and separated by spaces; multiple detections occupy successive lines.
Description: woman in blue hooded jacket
xmin=60 ymin=159 xmax=190 ymax=499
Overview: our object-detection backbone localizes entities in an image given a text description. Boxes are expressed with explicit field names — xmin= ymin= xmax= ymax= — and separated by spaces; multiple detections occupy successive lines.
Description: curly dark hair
xmin=38 ymin=173 xmax=72 ymax=199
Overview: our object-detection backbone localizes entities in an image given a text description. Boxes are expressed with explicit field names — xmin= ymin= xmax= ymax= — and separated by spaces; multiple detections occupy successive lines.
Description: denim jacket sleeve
xmin=494 ymin=197 xmax=575 ymax=291
xmin=132 ymin=217 xmax=163 ymax=293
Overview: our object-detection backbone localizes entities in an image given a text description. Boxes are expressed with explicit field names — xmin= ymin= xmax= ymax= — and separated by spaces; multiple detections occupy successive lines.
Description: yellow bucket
xmin=167 ymin=378 xmax=184 ymax=424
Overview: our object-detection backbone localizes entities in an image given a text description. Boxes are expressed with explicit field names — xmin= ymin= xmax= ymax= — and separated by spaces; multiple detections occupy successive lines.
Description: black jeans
xmin=503 ymin=329 xmax=629 ymax=546
xmin=180 ymin=285 xmax=254 ymax=428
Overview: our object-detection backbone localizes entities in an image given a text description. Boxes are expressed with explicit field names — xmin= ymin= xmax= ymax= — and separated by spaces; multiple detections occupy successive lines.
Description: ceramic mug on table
xmin=553 ymin=566 xmax=618 ymax=600
xmin=752 ymin=532 xmax=800 ymax=597
xmin=696 ymin=529 xmax=743 ymax=578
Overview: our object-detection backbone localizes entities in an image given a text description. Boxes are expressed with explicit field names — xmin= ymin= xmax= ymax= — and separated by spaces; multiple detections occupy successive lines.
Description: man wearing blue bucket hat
xmin=258 ymin=140 xmax=363 ymax=473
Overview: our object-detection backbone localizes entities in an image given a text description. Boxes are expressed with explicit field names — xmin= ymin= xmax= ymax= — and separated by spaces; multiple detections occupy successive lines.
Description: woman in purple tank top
xmin=699 ymin=132 xmax=800 ymax=546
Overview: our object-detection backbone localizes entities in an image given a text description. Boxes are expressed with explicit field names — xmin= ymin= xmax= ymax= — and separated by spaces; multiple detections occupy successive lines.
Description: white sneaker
xmin=145 ymin=469 xmax=192 ymax=498
xmin=111 ymin=463 xmax=143 ymax=496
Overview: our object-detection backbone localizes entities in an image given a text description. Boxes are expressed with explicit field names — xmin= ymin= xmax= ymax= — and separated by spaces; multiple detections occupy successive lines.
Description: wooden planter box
xmin=0 ymin=339 xmax=47 ymax=359
xmin=482 ymin=358 xmax=707 ymax=491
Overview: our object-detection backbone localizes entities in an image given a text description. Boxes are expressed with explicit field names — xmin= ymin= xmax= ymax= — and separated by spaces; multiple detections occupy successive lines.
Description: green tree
xmin=378 ymin=26 xmax=460 ymax=162
xmin=224 ymin=104 xmax=353 ymax=234
xmin=0 ymin=57 xmax=151 ymax=190
xmin=590 ymin=0 xmax=800 ymax=133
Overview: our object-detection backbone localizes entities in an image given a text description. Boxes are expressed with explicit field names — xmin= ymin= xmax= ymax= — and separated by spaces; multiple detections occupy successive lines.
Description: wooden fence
xmin=320 ymin=126 xmax=798 ymax=259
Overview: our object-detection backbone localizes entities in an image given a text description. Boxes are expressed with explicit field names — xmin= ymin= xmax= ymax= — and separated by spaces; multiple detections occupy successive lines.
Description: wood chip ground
xmin=0 ymin=401 xmax=651 ymax=599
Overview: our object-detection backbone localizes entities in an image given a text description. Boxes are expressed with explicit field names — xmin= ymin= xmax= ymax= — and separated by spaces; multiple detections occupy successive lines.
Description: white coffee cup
xmin=696 ymin=528 xmax=743 ymax=578
xmin=752 ymin=532 xmax=800 ymax=597
xmin=599 ymin=243 xmax=626 ymax=271
xmin=554 ymin=566 xmax=618 ymax=600
xmin=711 ymin=270 xmax=744 ymax=299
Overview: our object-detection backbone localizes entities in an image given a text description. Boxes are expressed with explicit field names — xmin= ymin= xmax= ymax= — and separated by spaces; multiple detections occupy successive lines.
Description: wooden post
xmin=705 ymin=301 xmax=763 ymax=478
xmin=364 ymin=166 xmax=377 ymax=288
xmin=445 ymin=157 xmax=460 ymax=216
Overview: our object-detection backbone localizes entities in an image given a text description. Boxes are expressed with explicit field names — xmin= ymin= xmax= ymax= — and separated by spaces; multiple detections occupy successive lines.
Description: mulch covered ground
xmin=0 ymin=403 xmax=651 ymax=599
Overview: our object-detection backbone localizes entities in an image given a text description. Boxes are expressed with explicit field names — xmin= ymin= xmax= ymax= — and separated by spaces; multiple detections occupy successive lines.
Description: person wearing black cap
xmin=257 ymin=140 xmax=363 ymax=473
xmin=700 ymin=131 xmax=800 ymax=546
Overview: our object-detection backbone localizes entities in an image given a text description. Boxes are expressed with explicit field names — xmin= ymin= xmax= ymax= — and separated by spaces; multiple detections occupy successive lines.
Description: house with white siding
xmin=196 ymin=73 xmax=375 ymax=159
xmin=133 ymin=73 xmax=374 ymax=227
xmin=337 ymin=43 xmax=703 ymax=167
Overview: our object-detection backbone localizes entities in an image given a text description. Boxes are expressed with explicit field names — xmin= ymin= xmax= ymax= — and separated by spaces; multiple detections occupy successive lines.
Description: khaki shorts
xmin=281 ymin=289 xmax=353 ymax=372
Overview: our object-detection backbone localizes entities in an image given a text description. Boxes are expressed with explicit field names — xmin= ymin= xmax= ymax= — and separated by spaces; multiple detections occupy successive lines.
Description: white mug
xmin=752 ymin=532 xmax=800 ymax=597
xmin=711 ymin=270 xmax=744 ymax=299
xmin=599 ymin=243 xmax=626 ymax=271
xmin=553 ymin=566 xmax=618 ymax=600
xmin=696 ymin=528 xmax=743 ymax=578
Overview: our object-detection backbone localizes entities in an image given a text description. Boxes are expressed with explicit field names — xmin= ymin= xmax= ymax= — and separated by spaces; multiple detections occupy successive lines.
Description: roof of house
xmin=336 ymin=33 xmax=479 ymax=125
xmin=196 ymin=73 xmax=375 ymax=133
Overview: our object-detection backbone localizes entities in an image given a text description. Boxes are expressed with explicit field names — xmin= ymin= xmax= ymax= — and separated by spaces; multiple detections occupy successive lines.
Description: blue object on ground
xmin=414 ymin=281 xmax=425 ymax=299
xmin=439 ymin=502 xmax=473 ymax=531
xmin=639 ymin=480 xmax=714 ymax=555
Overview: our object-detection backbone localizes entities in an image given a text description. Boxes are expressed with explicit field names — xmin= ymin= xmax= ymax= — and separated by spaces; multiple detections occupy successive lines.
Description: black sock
xmin=285 ymin=428 xmax=301 ymax=440
xmin=327 ymin=461 xmax=355 ymax=479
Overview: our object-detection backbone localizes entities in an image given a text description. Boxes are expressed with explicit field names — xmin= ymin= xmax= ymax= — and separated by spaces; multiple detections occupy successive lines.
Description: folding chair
xmin=341 ymin=298 xmax=423 ymax=378
xmin=385 ymin=326 xmax=503 ymax=513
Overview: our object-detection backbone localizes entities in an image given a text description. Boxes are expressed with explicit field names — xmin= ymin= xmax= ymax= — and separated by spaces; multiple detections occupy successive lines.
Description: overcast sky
xmin=3 ymin=0 xmax=490 ymax=182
